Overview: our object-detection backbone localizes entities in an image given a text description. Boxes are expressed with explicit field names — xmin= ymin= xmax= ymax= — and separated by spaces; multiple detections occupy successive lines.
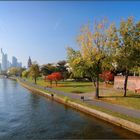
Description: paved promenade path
xmin=20 ymin=79 xmax=140 ymax=120
xmin=44 ymin=87 xmax=140 ymax=119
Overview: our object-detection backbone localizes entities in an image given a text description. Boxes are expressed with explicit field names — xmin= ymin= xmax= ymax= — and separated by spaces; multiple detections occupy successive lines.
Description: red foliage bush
xmin=100 ymin=71 xmax=114 ymax=82
xmin=46 ymin=72 xmax=63 ymax=86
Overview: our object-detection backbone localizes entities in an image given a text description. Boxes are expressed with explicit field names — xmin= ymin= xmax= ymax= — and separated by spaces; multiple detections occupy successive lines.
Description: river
xmin=0 ymin=78 xmax=140 ymax=139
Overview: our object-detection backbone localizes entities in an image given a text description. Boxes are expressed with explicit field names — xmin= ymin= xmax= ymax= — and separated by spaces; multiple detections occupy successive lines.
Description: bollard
xmin=81 ymin=96 xmax=84 ymax=102
xmin=51 ymin=94 xmax=54 ymax=99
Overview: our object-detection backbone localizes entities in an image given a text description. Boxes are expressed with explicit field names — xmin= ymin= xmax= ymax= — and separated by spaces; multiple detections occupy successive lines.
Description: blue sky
xmin=0 ymin=1 xmax=140 ymax=67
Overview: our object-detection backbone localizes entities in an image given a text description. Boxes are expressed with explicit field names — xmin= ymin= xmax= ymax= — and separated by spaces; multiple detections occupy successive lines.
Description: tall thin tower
xmin=27 ymin=56 xmax=32 ymax=68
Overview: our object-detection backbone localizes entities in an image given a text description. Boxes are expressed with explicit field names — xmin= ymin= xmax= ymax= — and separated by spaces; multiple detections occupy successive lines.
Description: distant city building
xmin=0 ymin=48 xmax=22 ymax=72
xmin=12 ymin=56 xmax=18 ymax=67
xmin=18 ymin=62 xmax=22 ymax=68
xmin=0 ymin=63 xmax=1 ymax=72
xmin=28 ymin=56 xmax=32 ymax=68
xmin=7 ymin=61 xmax=11 ymax=68
xmin=1 ymin=49 xmax=8 ymax=71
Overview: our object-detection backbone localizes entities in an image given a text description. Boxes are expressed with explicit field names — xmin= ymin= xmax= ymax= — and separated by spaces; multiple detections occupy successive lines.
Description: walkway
xmin=19 ymin=78 xmax=140 ymax=119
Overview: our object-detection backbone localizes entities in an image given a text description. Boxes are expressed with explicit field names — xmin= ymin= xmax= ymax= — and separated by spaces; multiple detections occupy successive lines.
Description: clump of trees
xmin=41 ymin=61 xmax=69 ymax=80
xmin=8 ymin=67 xmax=25 ymax=77
xmin=67 ymin=17 xmax=140 ymax=98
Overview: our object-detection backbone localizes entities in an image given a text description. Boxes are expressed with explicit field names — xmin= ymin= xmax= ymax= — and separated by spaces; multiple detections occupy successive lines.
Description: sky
xmin=0 ymin=1 xmax=140 ymax=67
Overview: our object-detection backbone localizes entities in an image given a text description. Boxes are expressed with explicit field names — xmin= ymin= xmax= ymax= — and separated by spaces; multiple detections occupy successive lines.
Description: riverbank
xmin=13 ymin=77 xmax=140 ymax=134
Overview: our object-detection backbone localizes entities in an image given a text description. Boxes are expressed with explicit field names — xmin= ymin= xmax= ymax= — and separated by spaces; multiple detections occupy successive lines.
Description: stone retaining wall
xmin=114 ymin=76 xmax=140 ymax=91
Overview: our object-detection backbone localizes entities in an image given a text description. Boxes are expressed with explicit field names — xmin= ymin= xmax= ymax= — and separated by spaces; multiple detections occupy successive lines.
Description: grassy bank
xmin=24 ymin=77 xmax=140 ymax=111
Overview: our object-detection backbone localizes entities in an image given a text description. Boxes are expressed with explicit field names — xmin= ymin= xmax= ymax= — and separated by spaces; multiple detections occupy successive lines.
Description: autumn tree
xmin=67 ymin=20 xmax=117 ymax=98
xmin=52 ymin=72 xmax=63 ymax=86
xmin=29 ymin=63 xmax=40 ymax=84
xmin=115 ymin=17 xmax=140 ymax=96
xmin=46 ymin=72 xmax=63 ymax=86
xmin=100 ymin=71 xmax=114 ymax=83
xmin=46 ymin=74 xmax=54 ymax=87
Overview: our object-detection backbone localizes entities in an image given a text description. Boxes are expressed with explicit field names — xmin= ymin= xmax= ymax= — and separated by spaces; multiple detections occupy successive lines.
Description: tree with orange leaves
xmin=46 ymin=72 xmax=63 ymax=87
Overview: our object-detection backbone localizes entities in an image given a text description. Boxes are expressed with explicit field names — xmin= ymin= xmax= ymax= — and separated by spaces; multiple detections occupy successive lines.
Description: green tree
xmin=115 ymin=17 xmax=140 ymax=96
xmin=8 ymin=67 xmax=19 ymax=76
xmin=57 ymin=60 xmax=69 ymax=80
xmin=29 ymin=63 xmax=40 ymax=84
xmin=22 ymin=70 xmax=29 ymax=78
xmin=40 ymin=63 xmax=57 ymax=76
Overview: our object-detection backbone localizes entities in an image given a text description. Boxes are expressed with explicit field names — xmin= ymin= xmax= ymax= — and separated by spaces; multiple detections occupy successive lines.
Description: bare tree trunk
xmin=34 ymin=77 xmax=37 ymax=84
xmin=50 ymin=81 xmax=52 ymax=87
xmin=123 ymin=70 xmax=129 ymax=97
xmin=95 ymin=74 xmax=99 ymax=99
xmin=55 ymin=81 xmax=57 ymax=86
xmin=92 ymin=77 xmax=96 ymax=88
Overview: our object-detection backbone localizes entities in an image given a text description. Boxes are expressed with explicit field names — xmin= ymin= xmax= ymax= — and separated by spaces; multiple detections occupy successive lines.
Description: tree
xmin=46 ymin=72 xmax=63 ymax=86
xmin=46 ymin=74 xmax=54 ymax=87
xmin=67 ymin=20 xmax=116 ymax=98
xmin=29 ymin=63 xmax=40 ymax=84
xmin=100 ymin=71 xmax=114 ymax=83
xmin=115 ymin=17 xmax=140 ymax=96
xmin=8 ymin=67 xmax=19 ymax=76
xmin=22 ymin=70 xmax=29 ymax=78
xmin=57 ymin=60 xmax=69 ymax=80
xmin=41 ymin=63 xmax=57 ymax=76
xmin=8 ymin=67 xmax=25 ymax=77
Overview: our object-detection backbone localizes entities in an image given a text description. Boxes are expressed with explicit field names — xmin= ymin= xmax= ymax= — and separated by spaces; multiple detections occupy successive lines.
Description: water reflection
xmin=29 ymin=93 xmax=40 ymax=109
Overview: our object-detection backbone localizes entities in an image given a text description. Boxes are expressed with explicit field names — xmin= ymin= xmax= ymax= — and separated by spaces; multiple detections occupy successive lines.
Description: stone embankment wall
xmin=114 ymin=76 xmax=140 ymax=91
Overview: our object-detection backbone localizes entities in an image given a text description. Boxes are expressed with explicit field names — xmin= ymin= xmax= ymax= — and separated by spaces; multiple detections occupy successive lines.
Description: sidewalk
xmin=45 ymin=87 xmax=140 ymax=119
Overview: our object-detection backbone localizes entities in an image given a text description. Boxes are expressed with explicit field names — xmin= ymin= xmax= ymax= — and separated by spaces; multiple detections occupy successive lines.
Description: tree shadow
xmin=71 ymin=90 xmax=85 ymax=94
xmin=61 ymin=85 xmax=92 ymax=87
xmin=99 ymin=94 xmax=140 ymax=99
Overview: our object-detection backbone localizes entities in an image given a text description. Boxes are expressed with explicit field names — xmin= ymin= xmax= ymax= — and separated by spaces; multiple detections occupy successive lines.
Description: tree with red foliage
xmin=46 ymin=74 xmax=54 ymax=87
xmin=100 ymin=71 xmax=114 ymax=84
xmin=46 ymin=72 xmax=63 ymax=87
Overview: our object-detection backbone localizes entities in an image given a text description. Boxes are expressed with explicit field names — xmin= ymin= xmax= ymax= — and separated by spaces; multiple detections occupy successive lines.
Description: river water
xmin=0 ymin=78 xmax=140 ymax=139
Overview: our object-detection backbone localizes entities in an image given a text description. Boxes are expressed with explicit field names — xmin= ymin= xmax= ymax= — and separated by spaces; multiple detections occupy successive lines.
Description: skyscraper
xmin=12 ymin=56 xmax=18 ymax=67
xmin=0 ymin=48 xmax=22 ymax=71
xmin=28 ymin=56 xmax=32 ymax=68
xmin=1 ymin=49 xmax=8 ymax=71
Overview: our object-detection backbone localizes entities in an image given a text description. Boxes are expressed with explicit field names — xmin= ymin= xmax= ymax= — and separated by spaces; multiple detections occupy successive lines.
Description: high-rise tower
xmin=27 ymin=56 xmax=32 ymax=68
xmin=1 ymin=49 xmax=8 ymax=71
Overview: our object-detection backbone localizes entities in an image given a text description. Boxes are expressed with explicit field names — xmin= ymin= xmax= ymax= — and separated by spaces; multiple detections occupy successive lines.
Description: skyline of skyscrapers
xmin=0 ymin=48 xmax=22 ymax=72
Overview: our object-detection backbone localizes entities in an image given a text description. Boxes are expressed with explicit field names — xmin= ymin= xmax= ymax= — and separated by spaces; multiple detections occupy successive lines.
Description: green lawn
xmin=24 ymin=77 xmax=140 ymax=110
xmin=99 ymin=91 xmax=140 ymax=110
xmin=54 ymin=81 xmax=94 ymax=93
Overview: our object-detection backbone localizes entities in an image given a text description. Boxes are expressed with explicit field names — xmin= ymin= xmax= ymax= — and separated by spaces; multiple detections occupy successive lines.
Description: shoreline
xmin=12 ymin=77 xmax=140 ymax=134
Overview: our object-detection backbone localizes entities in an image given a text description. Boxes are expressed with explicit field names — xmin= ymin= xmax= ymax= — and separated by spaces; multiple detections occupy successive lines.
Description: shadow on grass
xmin=71 ymin=91 xmax=85 ymax=94
xmin=60 ymin=85 xmax=92 ymax=87
xmin=99 ymin=94 xmax=140 ymax=99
